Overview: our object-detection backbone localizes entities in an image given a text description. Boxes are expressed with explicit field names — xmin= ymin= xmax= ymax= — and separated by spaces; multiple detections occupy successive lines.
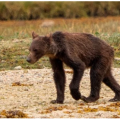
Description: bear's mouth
xmin=26 ymin=57 xmax=38 ymax=64
xmin=26 ymin=53 xmax=44 ymax=64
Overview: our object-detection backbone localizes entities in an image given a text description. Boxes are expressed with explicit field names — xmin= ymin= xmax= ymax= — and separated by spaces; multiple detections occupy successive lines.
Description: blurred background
xmin=0 ymin=1 xmax=120 ymax=70
xmin=0 ymin=1 xmax=120 ymax=20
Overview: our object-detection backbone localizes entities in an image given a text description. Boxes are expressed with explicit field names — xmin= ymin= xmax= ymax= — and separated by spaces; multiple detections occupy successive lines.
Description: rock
xmin=1 ymin=60 xmax=6 ymax=63
xmin=19 ymin=55 xmax=27 ymax=59
xmin=115 ymin=57 xmax=120 ymax=61
xmin=40 ymin=21 xmax=54 ymax=27
xmin=23 ymin=104 xmax=28 ymax=108
xmin=95 ymin=113 xmax=101 ymax=117
xmin=24 ymin=88 xmax=28 ymax=91
xmin=14 ymin=66 xmax=22 ymax=70
xmin=13 ymin=39 xmax=23 ymax=43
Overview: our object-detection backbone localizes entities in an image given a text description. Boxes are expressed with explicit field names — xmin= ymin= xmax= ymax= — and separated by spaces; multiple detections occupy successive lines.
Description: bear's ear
xmin=44 ymin=34 xmax=52 ymax=42
xmin=32 ymin=32 xmax=39 ymax=39
xmin=44 ymin=34 xmax=52 ymax=41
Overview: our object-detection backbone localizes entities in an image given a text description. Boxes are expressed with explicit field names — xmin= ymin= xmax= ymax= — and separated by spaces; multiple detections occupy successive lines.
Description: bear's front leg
xmin=50 ymin=58 xmax=65 ymax=104
xmin=64 ymin=57 xmax=85 ymax=101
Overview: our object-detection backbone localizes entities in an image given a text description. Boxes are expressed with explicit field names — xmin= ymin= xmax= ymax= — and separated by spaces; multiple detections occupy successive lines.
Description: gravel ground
xmin=0 ymin=68 xmax=120 ymax=118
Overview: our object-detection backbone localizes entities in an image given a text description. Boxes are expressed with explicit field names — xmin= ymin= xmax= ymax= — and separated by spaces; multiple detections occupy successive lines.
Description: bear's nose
xmin=26 ymin=57 xmax=31 ymax=63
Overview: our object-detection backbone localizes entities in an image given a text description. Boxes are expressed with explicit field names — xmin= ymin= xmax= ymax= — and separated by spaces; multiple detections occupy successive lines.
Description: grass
xmin=0 ymin=16 xmax=120 ymax=71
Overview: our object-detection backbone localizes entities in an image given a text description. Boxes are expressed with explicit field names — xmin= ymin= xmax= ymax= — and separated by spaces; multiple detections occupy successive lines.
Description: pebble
xmin=19 ymin=55 xmax=27 ymax=59
xmin=24 ymin=88 xmax=29 ymax=91
xmin=1 ymin=60 xmax=6 ymax=63
xmin=14 ymin=66 xmax=22 ymax=70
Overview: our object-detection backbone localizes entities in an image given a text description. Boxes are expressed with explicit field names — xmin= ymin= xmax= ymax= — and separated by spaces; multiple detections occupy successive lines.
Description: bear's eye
xmin=33 ymin=49 xmax=38 ymax=52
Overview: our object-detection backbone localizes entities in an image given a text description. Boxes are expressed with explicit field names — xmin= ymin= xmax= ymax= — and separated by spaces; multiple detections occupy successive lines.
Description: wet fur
xmin=27 ymin=31 xmax=120 ymax=103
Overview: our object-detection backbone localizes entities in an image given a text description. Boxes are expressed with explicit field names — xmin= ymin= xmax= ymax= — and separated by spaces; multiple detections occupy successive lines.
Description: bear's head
xmin=26 ymin=32 xmax=52 ymax=64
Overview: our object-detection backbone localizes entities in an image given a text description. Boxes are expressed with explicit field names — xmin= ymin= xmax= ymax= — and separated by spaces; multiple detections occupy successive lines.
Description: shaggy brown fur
xmin=27 ymin=31 xmax=120 ymax=104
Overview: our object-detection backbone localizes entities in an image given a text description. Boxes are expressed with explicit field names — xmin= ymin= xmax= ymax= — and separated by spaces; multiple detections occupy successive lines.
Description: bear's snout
xmin=26 ymin=57 xmax=31 ymax=63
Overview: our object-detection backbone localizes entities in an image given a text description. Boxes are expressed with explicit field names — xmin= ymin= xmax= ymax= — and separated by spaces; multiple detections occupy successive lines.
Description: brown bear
xmin=27 ymin=31 xmax=120 ymax=104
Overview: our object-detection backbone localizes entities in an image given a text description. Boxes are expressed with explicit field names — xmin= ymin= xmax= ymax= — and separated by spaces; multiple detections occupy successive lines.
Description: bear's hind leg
xmin=82 ymin=58 xmax=108 ymax=103
xmin=103 ymin=67 xmax=120 ymax=102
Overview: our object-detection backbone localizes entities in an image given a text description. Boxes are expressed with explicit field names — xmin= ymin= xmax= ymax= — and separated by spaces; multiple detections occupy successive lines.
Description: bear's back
xmin=52 ymin=31 xmax=114 ymax=67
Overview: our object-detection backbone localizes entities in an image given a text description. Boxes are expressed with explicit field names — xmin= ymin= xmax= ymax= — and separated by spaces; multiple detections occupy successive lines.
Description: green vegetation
xmin=0 ymin=17 xmax=120 ymax=70
xmin=0 ymin=2 xmax=120 ymax=20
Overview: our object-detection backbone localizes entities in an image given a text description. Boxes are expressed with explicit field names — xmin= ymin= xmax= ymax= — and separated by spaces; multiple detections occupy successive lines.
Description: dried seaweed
xmin=12 ymin=82 xmax=33 ymax=86
xmin=0 ymin=110 xmax=29 ymax=118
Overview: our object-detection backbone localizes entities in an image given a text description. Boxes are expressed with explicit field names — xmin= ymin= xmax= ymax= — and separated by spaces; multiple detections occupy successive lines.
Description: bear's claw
xmin=50 ymin=100 xmax=63 ymax=104
xmin=81 ymin=95 xmax=99 ymax=103
xmin=109 ymin=98 xmax=120 ymax=102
